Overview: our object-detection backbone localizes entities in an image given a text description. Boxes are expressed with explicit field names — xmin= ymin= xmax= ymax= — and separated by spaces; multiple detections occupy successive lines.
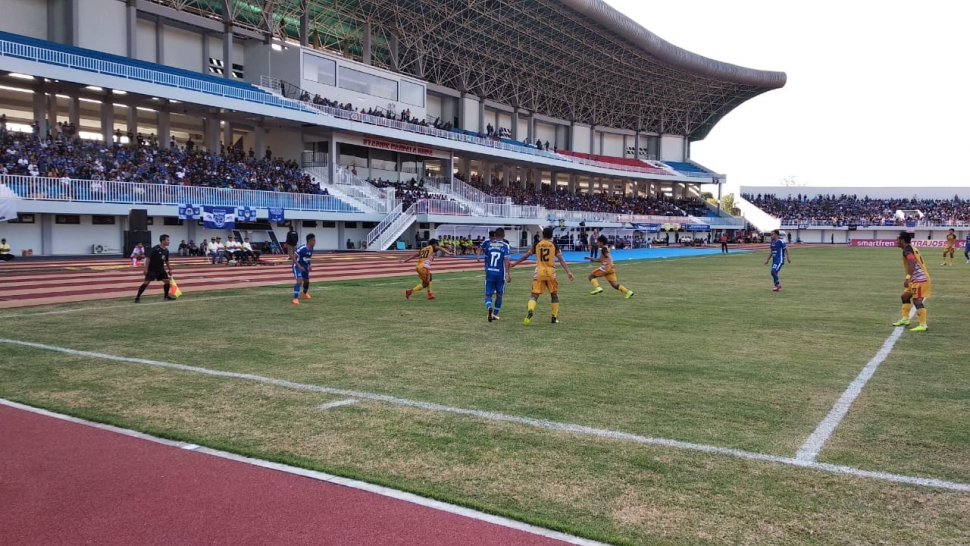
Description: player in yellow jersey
xmin=941 ymin=228 xmax=957 ymax=266
xmin=510 ymin=227 xmax=574 ymax=325
xmin=893 ymin=231 xmax=932 ymax=332
xmin=401 ymin=238 xmax=451 ymax=300
xmin=585 ymin=235 xmax=634 ymax=298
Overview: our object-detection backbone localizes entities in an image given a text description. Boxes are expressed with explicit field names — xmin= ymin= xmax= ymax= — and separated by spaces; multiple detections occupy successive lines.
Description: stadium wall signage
xmin=362 ymin=137 xmax=434 ymax=157
xmin=850 ymin=239 xmax=952 ymax=248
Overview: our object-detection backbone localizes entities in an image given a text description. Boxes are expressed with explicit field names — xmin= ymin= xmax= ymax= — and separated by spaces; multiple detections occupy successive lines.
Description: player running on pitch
xmin=510 ymin=227 xmax=574 ymax=325
xmin=585 ymin=235 xmax=634 ymax=298
xmin=401 ymin=238 xmax=452 ymax=301
xmin=942 ymin=228 xmax=957 ymax=266
xmin=291 ymin=233 xmax=315 ymax=305
xmin=478 ymin=228 xmax=512 ymax=321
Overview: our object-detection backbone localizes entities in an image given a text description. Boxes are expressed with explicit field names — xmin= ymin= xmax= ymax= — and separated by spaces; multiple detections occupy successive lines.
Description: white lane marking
xmin=795 ymin=309 xmax=915 ymax=463
xmin=1 ymin=338 xmax=967 ymax=493
xmin=317 ymin=399 xmax=358 ymax=411
xmin=0 ymin=399 xmax=604 ymax=546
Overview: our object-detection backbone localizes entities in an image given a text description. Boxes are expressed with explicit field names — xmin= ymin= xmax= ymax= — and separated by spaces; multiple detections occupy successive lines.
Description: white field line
xmin=0 ymin=399 xmax=603 ymax=546
xmin=317 ymin=399 xmax=358 ymax=410
xmin=1 ymin=337 xmax=967 ymax=493
xmin=796 ymin=308 xmax=915 ymax=463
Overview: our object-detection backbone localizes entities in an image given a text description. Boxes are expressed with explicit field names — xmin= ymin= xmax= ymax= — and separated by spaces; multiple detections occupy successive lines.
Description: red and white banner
xmin=850 ymin=239 xmax=952 ymax=248
xmin=362 ymin=137 xmax=434 ymax=157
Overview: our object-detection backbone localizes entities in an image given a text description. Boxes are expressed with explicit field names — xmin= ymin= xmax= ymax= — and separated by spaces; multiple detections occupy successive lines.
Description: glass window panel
xmin=339 ymin=67 xmax=397 ymax=101
xmin=399 ymin=80 xmax=425 ymax=107
xmin=303 ymin=54 xmax=336 ymax=86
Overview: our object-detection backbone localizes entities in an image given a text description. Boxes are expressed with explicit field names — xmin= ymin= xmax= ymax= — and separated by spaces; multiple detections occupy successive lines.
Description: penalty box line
xmin=1 ymin=336 xmax=967 ymax=494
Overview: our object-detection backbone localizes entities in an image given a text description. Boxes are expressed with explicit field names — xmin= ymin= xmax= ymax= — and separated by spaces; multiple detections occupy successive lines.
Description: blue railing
xmin=1 ymin=175 xmax=360 ymax=213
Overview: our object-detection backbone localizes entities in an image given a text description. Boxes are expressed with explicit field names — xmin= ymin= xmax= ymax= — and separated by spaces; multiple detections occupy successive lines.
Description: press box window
xmin=339 ymin=67 xmax=397 ymax=101
xmin=304 ymin=54 xmax=336 ymax=86
xmin=399 ymin=81 xmax=425 ymax=107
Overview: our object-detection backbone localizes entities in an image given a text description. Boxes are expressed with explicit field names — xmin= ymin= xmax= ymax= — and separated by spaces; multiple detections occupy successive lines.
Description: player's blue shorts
xmin=292 ymin=265 xmax=309 ymax=280
xmin=484 ymin=277 xmax=506 ymax=296
xmin=771 ymin=260 xmax=785 ymax=272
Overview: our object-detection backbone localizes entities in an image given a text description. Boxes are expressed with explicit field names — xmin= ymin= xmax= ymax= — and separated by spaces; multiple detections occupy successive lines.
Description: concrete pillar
xmin=634 ymin=132 xmax=641 ymax=160
xmin=327 ymin=137 xmax=338 ymax=183
xmin=568 ymin=174 xmax=577 ymax=193
xmin=223 ymin=120 xmax=233 ymax=150
xmin=157 ymin=109 xmax=171 ymax=149
xmin=32 ymin=90 xmax=44 ymax=137
xmin=511 ymin=108 xmax=520 ymax=140
xmin=527 ymin=112 xmax=535 ymax=143
xmin=46 ymin=93 xmax=58 ymax=137
xmin=155 ymin=16 xmax=165 ymax=64
xmin=201 ymin=32 xmax=209 ymax=73
xmin=204 ymin=111 xmax=219 ymax=152
xmin=446 ymin=155 xmax=455 ymax=180
xmin=254 ymin=125 xmax=266 ymax=159
xmin=222 ymin=25 xmax=233 ymax=79
xmin=100 ymin=95 xmax=113 ymax=143
xmin=589 ymin=127 xmax=596 ymax=156
xmin=126 ymin=0 xmax=137 ymax=58
xmin=68 ymin=96 xmax=80 ymax=129
xmin=41 ymin=214 xmax=53 ymax=256
xmin=362 ymin=22 xmax=372 ymax=65
xmin=126 ymin=104 xmax=137 ymax=138
xmin=551 ymin=172 xmax=559 ymax=192
xmin=478 ymin=98 xmax=486 ymax=135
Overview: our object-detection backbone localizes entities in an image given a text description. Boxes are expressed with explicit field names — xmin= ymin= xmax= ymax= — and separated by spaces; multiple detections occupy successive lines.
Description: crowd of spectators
xmin=0 ymin=126 xmax=323 ymax=195
xmin=367 ymin=178 xmax=450 ymax=211
xmin=298 ymin=91 xmax=452 ymax=130
xmin=463 ymin=174 xmax=690 ymax=216
xmin=744 ymin=193 xmax=970 ymax=226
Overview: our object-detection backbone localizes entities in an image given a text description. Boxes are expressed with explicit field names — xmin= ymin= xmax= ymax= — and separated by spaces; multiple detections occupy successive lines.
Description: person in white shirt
xmin=208 ymin=237 xmax=224 ymax=264
xmin=241 ymin=238 xmax=260 ymax=264
xmin=130 ymin=242 xmax=146 ymax=267
xmin=224 ymin=236 xmax=241 ymax=263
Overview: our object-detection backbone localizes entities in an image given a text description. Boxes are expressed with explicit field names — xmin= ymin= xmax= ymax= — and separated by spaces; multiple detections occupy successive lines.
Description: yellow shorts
xmin=906 ymin=281 xmax=932 ymax=300
xmin=592 ymin=268 xmax=618 ymax=285
xmin=416 ymin=266 xmax=431 ymax=284
xmin=531 ymin=276 xmax=558 ymax=295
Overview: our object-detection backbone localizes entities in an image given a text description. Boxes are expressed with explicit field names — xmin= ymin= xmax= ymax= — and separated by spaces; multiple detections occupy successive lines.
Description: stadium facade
xmin=0 ymin=0 xmax=786 ymax=256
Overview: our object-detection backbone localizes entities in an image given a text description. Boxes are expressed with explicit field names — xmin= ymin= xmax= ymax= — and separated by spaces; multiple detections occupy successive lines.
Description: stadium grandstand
xmin=0 ymin=0 xmax=786 ymax=256
xmin=737 ymin=186 xmax=970 ymax=244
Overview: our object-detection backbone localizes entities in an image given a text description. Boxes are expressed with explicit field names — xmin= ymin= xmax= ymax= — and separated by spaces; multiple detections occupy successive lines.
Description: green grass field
xmin=1 ymin=247 xmax=968 ymax=544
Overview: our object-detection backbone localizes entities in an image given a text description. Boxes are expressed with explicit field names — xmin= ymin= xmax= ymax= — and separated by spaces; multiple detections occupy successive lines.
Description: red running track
xmin=0 ymin=253 xmax=484 ymax=309
xmin=0 ymin=404 xmax=574 ymax=545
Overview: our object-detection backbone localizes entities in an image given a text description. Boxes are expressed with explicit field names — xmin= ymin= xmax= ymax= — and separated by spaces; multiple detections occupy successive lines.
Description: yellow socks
xmin=916 ymin=308 xmax=927 ymax=326
xmin=590 ymin=278 xmax=601 ymax=289
xmin=619 ymin=285 xmax=631 ymax=296
xmin=901 ymin=303 xmax=912 ymax=319
xmin=412 ymin=284 xmax=425 ymax=293
xmin=551 ymin=303 xmax=560 ymax=318
xmin=527 ymin=300 xmax=537 ymax=313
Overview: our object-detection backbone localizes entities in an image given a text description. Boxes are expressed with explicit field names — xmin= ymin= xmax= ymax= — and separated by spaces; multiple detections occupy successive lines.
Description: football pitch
xmin=1 ymin=247 xmax=968 ymax=544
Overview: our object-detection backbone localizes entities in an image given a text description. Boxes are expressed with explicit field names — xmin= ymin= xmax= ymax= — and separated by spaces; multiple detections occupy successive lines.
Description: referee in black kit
xmin=134 ymin=234 xmax=174 ymax=303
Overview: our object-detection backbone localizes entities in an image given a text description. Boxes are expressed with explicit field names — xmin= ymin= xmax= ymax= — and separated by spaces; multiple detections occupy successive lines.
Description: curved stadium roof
xmin=149 ymin=0 xmax=786 ymax=140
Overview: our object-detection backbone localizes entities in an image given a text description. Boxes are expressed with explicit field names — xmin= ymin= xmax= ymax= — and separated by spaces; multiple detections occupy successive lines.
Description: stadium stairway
xmin=304 ymin=167 xmax=392 ymax=214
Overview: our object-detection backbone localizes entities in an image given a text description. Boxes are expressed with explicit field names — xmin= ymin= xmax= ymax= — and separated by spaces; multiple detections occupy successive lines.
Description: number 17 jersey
xmin=481 ymin=240 xmax=510 ymax=280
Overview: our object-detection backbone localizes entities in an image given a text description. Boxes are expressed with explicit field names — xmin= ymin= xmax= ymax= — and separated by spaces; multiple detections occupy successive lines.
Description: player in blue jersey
xmin=478 ymin=228 xmax=512 ymax=321
xmin=291 ymin=233 xmax=315 ymax=305
xmin=965 ymin=232 xmax=970 ymax=263
xmin=764 ymin=229 xmax=791 ymax=291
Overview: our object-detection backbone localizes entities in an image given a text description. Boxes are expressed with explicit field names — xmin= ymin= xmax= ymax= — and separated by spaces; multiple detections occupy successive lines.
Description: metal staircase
xmin=366 ymin=202 xmax=417 ymax=250
xmin=304 ymin=167 xmax=395 ymax=214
